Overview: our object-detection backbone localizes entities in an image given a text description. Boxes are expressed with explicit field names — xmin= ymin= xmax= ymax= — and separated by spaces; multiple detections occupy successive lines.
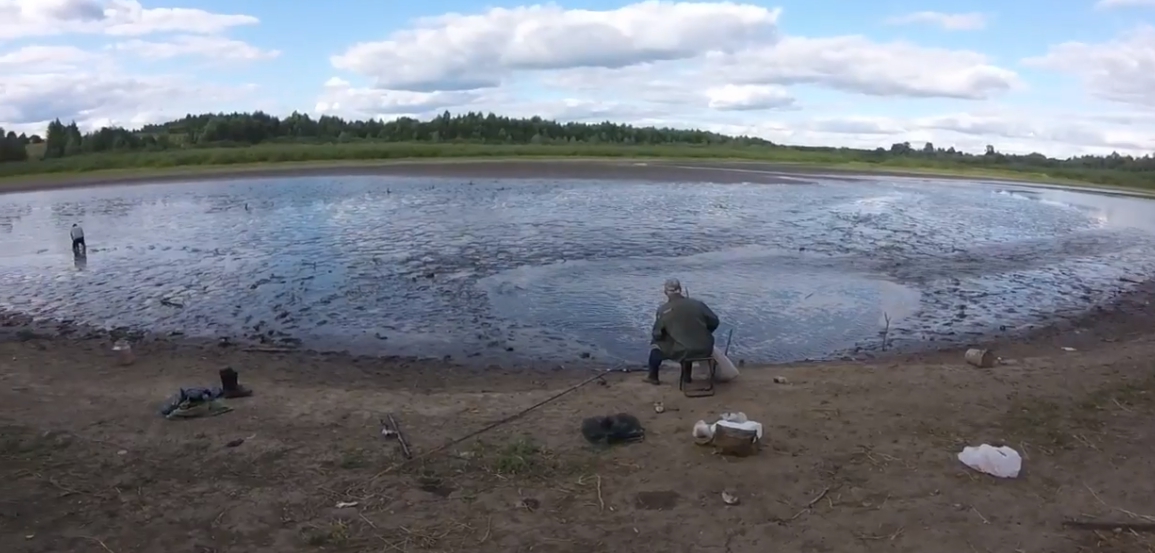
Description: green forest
xmin=1 ymin=110 xmax=1153 ymax=189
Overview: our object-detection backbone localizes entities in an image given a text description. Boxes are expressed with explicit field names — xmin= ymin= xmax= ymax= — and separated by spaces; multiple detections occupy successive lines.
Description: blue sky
xmin=1 ymin=0 xmax=1154 ymax=156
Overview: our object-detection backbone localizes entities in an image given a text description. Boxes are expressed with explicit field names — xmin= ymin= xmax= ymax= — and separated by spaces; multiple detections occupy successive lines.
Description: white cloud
xmin=314 ymin=78 xmax=487 ymax=118
xmin=701 ymin=110 xmax=1155 ymax=157
xmin=705 ymin=84 xmax=795 ymax=110
xmin=710 ymin=36 xmax=1017 ymax=99
xmin=0 ymin=1 xmax=272 ymax=133
xmin=0 ymin=0 xmax=259 ymax=40
xmin=109 ymin=35 xmax=280 ymax=62
xmin=1024 ymin=25 xmax=1155 ymax=109
xmin=332 ymin=2 xmax=1017 ymax=103
xmin=0 ymin=70 xmax=257 ymax=132
xmin=330 ymin=1 xmax=781 ymax=91
xmin=0 ymin=45 xmax=100 ymax=72
xmin=1095 ymin=0 xmax=1155 ymax=8
xmin=884 ymin=11 xmax=988 ymax=31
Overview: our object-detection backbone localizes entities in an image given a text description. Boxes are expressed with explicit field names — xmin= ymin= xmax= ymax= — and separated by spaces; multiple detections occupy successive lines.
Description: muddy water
xmin=2 ymin=174 xmax=1155 ymax=365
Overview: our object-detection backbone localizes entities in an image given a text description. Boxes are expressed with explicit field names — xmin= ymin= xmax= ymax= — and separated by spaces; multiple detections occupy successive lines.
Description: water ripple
xmin=1 ymin=175 xmax=1154 ymax=364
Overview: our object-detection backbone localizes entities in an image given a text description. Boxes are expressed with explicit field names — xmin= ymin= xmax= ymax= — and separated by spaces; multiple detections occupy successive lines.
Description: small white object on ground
xmin=957 ymin=444 xmax=1022 ymax=478
xmin=720 ymin=412 xmax=747 ymax=423
xmin=335 ymin=501 xmax=359 ymax=508
xmin=653 ymin=401 xmax=665 ymax=413
xmin=692 ymin=420 xmax=713 ymax=443
xmin=1062 ymin=347 xmax=1077 ymax=352
xmin=721 ymin=491 xmax=740 ymax=505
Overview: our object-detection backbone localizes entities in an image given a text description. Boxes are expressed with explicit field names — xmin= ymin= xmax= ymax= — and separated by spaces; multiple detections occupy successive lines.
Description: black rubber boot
xmin=220 ymin=367 xmax=253 ymax=398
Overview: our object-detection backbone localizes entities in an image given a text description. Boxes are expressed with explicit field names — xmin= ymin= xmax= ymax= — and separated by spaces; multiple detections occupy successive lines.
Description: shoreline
xmin=2 ymin=157 xmax=1151 ymax=197
xmin=4 ymin=264 xmax=1155 ymax=553
xmin=5 ymin=276 xmax=1154 ymax=378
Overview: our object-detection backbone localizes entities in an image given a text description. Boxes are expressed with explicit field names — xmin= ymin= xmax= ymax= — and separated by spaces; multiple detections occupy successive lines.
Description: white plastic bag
xmin=719 ymin=411 xmax=747 ymax=423
xmin=957 ymin=444 xmax=1022 ymax=478
xmin=712 ymin=346 xmax=740 ymax=382
xmin=691 ymin=413 xmax=764 ymax=442
xmin=692 ymin=420 xmax=713 ymax=443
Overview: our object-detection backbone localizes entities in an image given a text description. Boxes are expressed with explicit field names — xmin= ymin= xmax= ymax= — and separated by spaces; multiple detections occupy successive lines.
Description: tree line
xmin=3 ymin=111 xmax=1154 ymax=180
xmin=0 ymin=127 xmax=32 ymax=162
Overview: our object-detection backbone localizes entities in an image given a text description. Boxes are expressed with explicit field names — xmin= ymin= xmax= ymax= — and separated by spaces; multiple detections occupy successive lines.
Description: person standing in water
xmin=70 ymin=223 xmax=86 ymax=256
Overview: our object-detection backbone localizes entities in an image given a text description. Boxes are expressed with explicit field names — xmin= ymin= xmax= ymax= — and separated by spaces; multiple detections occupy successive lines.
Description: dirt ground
xmin=1 ymin=276 xmax=1154 ymax=553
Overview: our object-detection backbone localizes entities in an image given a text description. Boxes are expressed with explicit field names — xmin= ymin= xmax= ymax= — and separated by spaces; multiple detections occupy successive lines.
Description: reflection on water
xmin=1 ymin=175 xmax=1155 ymax=364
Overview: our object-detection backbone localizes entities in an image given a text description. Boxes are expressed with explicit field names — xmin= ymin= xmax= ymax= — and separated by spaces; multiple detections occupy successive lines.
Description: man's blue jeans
xmin=648 ymin=348 xmax=692 ymax=383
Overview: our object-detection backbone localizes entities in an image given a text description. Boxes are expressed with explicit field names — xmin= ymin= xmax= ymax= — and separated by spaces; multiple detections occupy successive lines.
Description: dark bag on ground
xmin=581 ymin=413 xmax=645 ymax=445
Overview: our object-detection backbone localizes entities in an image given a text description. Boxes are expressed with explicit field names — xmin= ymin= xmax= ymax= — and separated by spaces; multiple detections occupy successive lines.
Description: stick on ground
xmin=387 ymin=413 xmax=412 ymax=459
xmin=1062 ymin=520 xmax=1155 ymax=533
xmin=371 ymin=369 xmax=613 ymax=479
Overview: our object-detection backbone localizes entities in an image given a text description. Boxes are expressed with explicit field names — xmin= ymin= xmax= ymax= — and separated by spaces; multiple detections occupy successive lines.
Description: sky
xmin=1 ymin=0 xmax=1154 ymax=158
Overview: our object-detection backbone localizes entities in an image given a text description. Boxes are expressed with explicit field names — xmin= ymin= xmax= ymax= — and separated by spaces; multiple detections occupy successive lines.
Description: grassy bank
xmin=0 ymin=142 xmax=1149 ymax=190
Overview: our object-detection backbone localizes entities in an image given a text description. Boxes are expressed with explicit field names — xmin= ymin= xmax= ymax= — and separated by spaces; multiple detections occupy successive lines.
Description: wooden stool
xmin=678 ymin=356 xmax=717 ymax=398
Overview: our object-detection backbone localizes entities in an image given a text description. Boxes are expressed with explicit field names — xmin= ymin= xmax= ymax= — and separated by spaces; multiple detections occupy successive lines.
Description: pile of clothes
xmin=159 ymin=367 xmax=253 ymax=420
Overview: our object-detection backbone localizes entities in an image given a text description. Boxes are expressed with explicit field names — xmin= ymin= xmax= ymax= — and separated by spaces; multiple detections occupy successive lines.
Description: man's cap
xmin=663 ymin=278 xmax=682 ymax=294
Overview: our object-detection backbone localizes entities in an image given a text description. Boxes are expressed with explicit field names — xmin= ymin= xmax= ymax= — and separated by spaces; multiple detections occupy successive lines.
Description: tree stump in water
xmin=710 ymin=424 xmax=760 ymax=457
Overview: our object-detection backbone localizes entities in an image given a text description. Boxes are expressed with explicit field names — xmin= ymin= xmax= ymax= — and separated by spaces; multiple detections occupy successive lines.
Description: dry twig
xmin=1085 ymin=484 xmax=1155 ymax=522
xmin=478 ymin=517 xmax=492 ymax=544
xmin=855 ymin=526 xmax=904 ymax=541
xmin=972 ymin=506 xmax=990 ymax=524
xmin=89 ymin=538 xmax=115 ymax=553
xmin=596 ymin=475 xmax=605 ymax=511
xmin=1063 ymin=520 xmax=1155 ymax=533
xmin=387 ymin=413 xmax=412 ymax=459
xmin=778 ymin=486 xmax=830 ymax=522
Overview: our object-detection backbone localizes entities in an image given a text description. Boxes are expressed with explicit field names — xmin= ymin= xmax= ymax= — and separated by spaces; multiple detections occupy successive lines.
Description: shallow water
xmin=2 ymin=174 xmax=1155 ymax=365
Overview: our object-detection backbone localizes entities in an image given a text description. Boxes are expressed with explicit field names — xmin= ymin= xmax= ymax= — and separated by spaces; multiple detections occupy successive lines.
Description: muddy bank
xmin=2 ymin=280 xmax=1155 ymax=553
xmin=4 ymin=276 xmax=1154 ymax=378
xmin=0 ymin=160 xmax=837 ymax=194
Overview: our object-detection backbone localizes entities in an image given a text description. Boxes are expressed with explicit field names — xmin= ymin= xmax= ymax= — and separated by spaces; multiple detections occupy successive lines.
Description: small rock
xmin=773 ymin=376 xmax=788 ymax=384
xmin=225 ymin=438 xmax=245 ymax=448
xmin=117 ymin=450 xmax=128 ymax=455
xmin=721 ymin=491 xmax=740 ymax=505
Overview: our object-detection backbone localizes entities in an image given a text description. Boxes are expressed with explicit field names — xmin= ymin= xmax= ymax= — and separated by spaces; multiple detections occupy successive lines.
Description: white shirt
xmin=70 ymin=226 xmax=84 ymax=240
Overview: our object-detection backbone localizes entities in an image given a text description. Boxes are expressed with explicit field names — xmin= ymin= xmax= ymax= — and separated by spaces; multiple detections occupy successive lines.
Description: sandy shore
xmin=3 ymin=279 xmax=1155 ymax=552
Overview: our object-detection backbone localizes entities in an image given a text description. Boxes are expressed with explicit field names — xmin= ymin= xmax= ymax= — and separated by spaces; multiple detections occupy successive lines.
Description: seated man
xmin=646 ymin=278 xmax=720 ymax=385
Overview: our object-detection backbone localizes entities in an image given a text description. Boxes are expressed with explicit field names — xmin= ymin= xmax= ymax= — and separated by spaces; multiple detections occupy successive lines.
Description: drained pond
xmin=3 ymin=170 xmax=1155 ymax=365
